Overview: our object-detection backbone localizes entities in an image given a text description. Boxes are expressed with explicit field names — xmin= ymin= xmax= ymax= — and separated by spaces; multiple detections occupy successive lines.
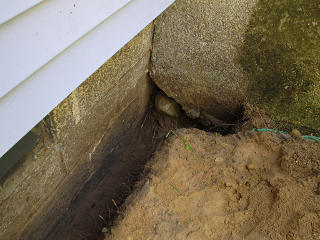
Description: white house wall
xmin=0 ymin=0 xmax=175 ymax=157
xmin=0 ymin=0 xmax=131 ymax=98
xmin=0 ymin=0 xmax=44 ymax=24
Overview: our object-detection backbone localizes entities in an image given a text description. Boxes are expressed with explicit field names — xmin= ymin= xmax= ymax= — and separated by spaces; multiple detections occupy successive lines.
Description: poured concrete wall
xmin=151 ymin=0 xmax=258 ymax=121
xmin=151 ymin=0 xmax=320 ymax=133
xmin=0 ymin=23 xmax=153 ymax=240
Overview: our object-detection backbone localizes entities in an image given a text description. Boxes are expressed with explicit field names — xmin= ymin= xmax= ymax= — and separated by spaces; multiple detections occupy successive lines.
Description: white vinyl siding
xmin=0 ymin=0 xmax=175 ymax=157
xmin=0 ymin=0 xmax=44 ymax=24
xmin=0 ymin=0 xmax=131 ymax=98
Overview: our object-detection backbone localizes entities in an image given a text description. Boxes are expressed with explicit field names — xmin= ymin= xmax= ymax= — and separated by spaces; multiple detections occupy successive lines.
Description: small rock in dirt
xmin=291 ymin=129 xmax=302 ymax=139
xmin=247 ymin=164 xmax=256 ymax=170
xmin=155 ymin=92 xmax=181 ymax=118
xmin=224 ymin=180 xmax=237 ymax=188
xmin=215 ymin=157 xmax=225 ymax=163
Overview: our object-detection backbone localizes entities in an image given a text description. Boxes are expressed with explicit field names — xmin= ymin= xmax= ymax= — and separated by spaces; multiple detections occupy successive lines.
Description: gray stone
xmin=155 ymin=92 xmax=181 ymax=118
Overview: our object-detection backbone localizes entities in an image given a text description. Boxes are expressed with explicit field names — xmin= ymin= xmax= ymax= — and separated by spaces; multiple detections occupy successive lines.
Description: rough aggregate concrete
xmin=152 ymin=0 xmax=320 ymax=134
xmin=151 ymin=0 xmax=258 ymax=121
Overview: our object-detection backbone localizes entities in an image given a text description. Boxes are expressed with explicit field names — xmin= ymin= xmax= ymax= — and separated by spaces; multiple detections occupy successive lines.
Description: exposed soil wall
xmin=45 ymin=106 xmax=162 ymax=240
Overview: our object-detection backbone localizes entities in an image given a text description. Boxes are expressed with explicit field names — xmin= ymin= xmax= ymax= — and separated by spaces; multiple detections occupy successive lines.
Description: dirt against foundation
xmin=108 ymin=128 xmax=320 ymax=240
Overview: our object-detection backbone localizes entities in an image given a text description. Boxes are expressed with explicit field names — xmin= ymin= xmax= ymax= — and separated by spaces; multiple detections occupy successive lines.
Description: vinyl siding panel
xmin=0 ymin=0 xmax=44 ymax=24
xmin=0 ymin=0 xmax=175 ymax=157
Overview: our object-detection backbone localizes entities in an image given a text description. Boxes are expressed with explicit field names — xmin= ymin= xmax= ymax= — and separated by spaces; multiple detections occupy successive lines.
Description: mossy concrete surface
xmin=152 ymin=0 xmax=320 ymax=133
xmin=240 ymin=0 xmax=320 ymax=132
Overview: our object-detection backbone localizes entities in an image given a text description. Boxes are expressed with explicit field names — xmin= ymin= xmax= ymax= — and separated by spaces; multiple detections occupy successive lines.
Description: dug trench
xmin=105 ymin=89 xmax=320 ymax=240
xmin=46 ymin=83 xmax=320 ymax=240
xmin=105 ymin=90 xmax=320 ymax=239
xmin=45 ymin=83 xmax=245 ymax=240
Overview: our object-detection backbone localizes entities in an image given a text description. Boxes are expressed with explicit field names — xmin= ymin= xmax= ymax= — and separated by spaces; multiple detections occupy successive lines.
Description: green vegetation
xmin=166 ymin=130 xmax=194 ymax=152
xmin=101 ymin=227 xmax=108 ymax=233
xmin=160 ymin=176 xmax=180 ymax=193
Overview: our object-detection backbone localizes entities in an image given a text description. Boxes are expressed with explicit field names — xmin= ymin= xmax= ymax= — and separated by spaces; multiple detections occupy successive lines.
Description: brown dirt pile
xmin=108 ymin=129 xmax=320 ymax=240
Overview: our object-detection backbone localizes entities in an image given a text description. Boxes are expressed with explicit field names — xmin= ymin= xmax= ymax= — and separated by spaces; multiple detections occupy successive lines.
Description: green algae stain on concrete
xmin=240 ymin=0 xmax=320 ymax=132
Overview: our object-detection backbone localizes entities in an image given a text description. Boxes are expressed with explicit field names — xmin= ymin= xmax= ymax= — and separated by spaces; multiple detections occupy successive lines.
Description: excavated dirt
xmin=107 ymin=128 xmax=320 ymax=240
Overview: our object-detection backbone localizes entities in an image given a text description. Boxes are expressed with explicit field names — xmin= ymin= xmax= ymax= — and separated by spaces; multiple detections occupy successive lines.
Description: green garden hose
xmin=252 ymin=128 xmax=320 ymax=142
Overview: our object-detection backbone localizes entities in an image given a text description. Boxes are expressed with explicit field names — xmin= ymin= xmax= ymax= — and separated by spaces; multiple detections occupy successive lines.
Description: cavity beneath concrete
xmin=152 ymin=85 xmax=247 ymax=136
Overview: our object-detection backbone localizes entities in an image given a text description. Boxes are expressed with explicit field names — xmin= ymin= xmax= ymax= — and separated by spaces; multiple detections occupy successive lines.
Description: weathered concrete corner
xmin=0 ymin=23 xmax=154 ymax=240
xmin=151 ymin=0 xmax=258 ymax=121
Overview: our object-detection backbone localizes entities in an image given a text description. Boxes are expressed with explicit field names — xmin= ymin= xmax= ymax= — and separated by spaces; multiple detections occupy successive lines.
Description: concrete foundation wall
xmin=151 ymin=0 xmax=320 ymax=133
xmin=0 ymin=23 xmax=154 ymax=240
xmin=151 ymin=0 xmax=257 ymax=121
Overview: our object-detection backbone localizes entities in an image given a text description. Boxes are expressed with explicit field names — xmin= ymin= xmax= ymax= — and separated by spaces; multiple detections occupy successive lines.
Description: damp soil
xmin=44 ymin=110 xmax=159 ymax=240
xmin=108 ymin=128 xmax=320 ymax=240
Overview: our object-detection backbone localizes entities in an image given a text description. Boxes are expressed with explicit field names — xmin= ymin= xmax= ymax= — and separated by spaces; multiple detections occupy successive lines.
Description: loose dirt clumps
xmin=107 ymin=128 xmax=320 ymax=240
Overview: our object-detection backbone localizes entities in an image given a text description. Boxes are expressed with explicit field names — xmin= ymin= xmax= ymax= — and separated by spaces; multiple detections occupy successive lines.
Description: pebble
xmin=215 ymin=157 xmax=225 ymax=162
xmin=155 ymin=92 xmax=181 ymax=118
xmin=247 ymin=164 xmax=256 ymax=170
xmin=291 ymin=129 xmax=302 ymax=139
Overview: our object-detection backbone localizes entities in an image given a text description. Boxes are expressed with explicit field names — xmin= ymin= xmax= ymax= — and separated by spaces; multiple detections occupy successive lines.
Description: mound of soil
xmin=108 ymin=129 xmax=320 ymax=240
